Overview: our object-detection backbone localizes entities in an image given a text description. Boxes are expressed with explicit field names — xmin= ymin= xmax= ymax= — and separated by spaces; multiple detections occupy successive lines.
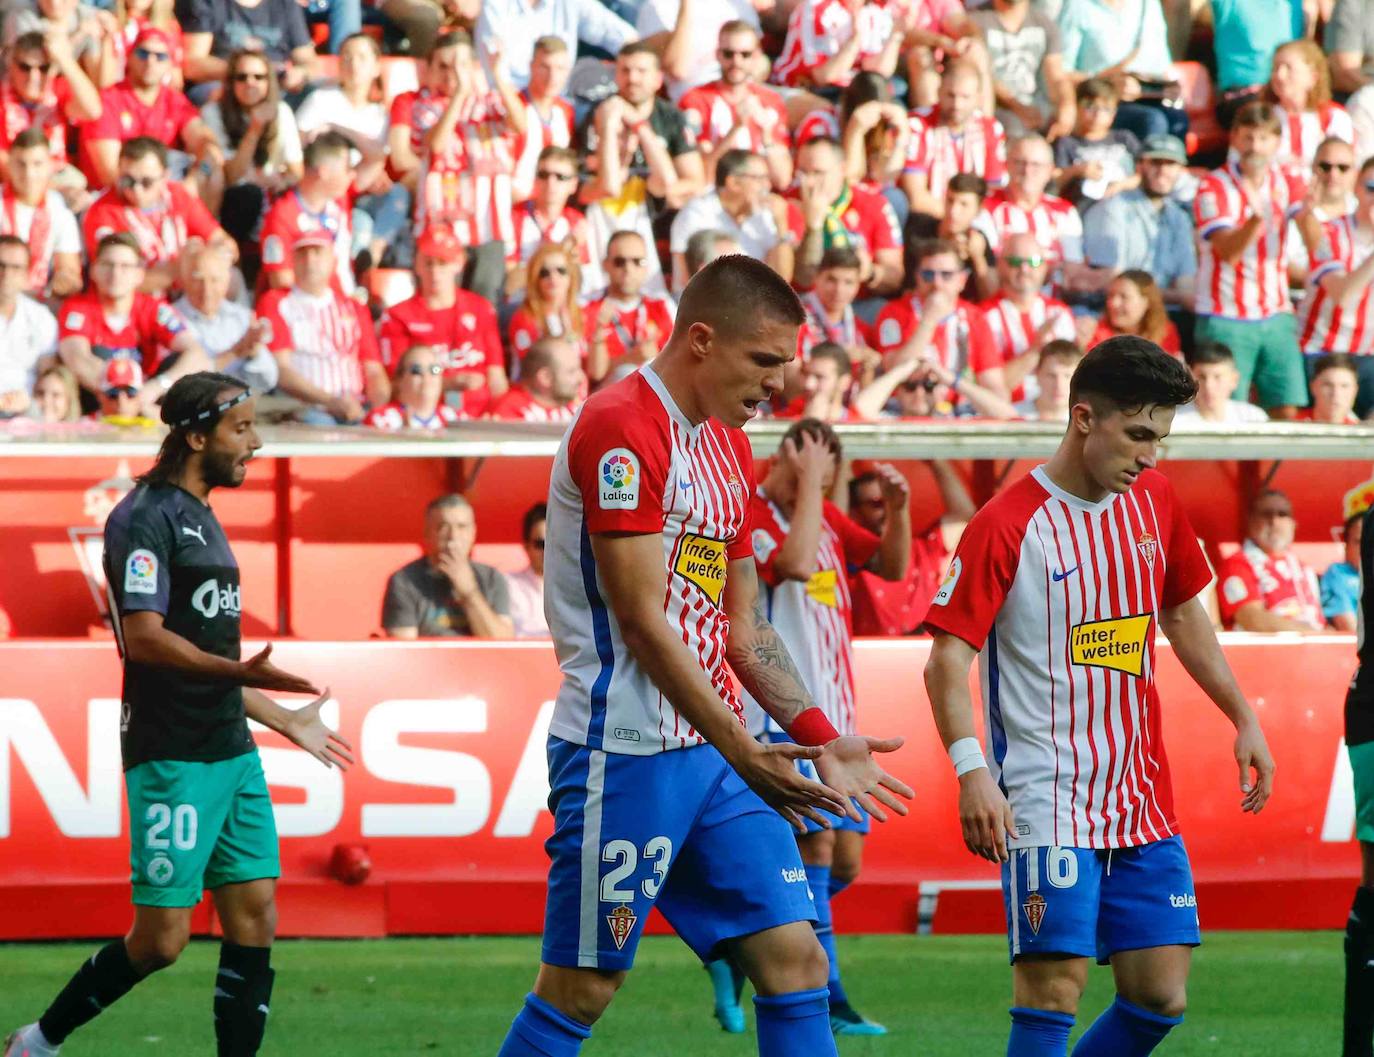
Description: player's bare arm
xmin=591 ymin=531 xmax=852 ymax=829
xmin=725 ymin=556 xmax=914 ymax=825
xmin=120 ymin=612 xmax=321 ymax=695
xmin=243 ymin=687 xmax=355 ymax=770
xmin=924 ymin=630 xmax=1017 ymax=862
xmin=1159 ymin=597 xmax=1276 ymax=814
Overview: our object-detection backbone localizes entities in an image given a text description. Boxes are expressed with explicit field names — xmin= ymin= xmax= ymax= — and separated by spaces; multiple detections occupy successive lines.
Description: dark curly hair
xmin=137 ymin=372 xmax=249 ymax=487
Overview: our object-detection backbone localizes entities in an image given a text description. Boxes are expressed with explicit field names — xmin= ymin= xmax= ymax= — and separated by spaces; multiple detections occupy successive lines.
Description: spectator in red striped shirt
xmin=363 ymin=344 xmax=464 ymax=431
xmin=983 ymin=232 xmax=1076 ymax=397
xmin=901 ymin=60 xmax=1008 ymax=221
xmin=0 ymin=30 xmax=101 ymax=196
xmin=505 ymin=145 xmax=589 ymax=301
xmin=798 ymin=247 xmax=878 ymax=382
xmin=584 ymin=230 xmax=675 ymax=384
xmin=0 ymin=127 xmax=83 ymax=298
xmin=487 ymin=335 xmax=585 ymax=421
xmin=511 ymin=37 xmax=574 ymax=203
xmin=255 ymin=229 xmax=388 ymax=425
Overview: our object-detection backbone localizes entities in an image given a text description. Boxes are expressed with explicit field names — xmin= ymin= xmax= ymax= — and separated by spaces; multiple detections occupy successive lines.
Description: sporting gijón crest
xmin=1022 ymin=893 xmax=1047 ymax=935
xmin=606 ymin=905 xmax=637 ymax=950
xmin=1136 ymin=530 xmax=1157 ymax=568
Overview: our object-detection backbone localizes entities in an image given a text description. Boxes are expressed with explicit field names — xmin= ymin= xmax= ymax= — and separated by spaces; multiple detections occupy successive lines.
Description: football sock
xmin=1007 ymin=1006 xmax=1075 ymax=1057
xmin=496 ymin=993 xmax=591 ymax=1057
xmin=754 ymin=987 xmax=836 ymax=1057
xmin=805 ymin=864 xmax=848 ymax=1007
xmin=706 ymin=958 xmax=741 ymax=1006
xmin=1071 ymin=995 xmax=1180 ymax=1056
xmin=829 ymin=875 xmax=853 ymax=900
xmin=37 ymin=940 xmax=142 ymax=1045
xmin=213 ymin=943 xmax=274 ymax=1057
xmin=1344 ymin=885 xmax=1374 ymax=1057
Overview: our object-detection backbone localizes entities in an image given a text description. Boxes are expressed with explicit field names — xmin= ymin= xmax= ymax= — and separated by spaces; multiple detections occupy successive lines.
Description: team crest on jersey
xmin=930 ymin=557 xmax=961 ymax=607
xmin=1022 ymin=892 xmax=1047 ymax=935
xmin=599 ymin=448 xmax=640 ymax=510
xmin=147 ymin=854 xmax=174 ymax=886
xmin=1069 ymin=614 xmax=1152 ymax=677
xmin=726 ymin=473 xmax=743 ymax=502
xmin=674 ymin=533 xmax=728 ymax=604
xmin=606 ymin=905 xmax=637 ymax=950
xmin=461 ymin=313 xmax=476 ymax=330
xmin=1136 ymin=530 xmax=1157 ymax=568
xmin=124 ymin=549 xmax=159 ymax=595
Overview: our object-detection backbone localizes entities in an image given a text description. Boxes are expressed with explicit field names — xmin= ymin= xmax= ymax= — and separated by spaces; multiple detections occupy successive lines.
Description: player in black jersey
xmin=5 ymin=373 xmax=352 ymax=1057
xmin=1345 ymin=478 xmax=1374 ymax=1057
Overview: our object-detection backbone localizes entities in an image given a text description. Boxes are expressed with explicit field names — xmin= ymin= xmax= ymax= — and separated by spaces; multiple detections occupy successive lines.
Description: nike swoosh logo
xmin=679 ymin=480 xmax=695 ymax=491
xmin=1051 ymin=565 xmax=1081 ymax=582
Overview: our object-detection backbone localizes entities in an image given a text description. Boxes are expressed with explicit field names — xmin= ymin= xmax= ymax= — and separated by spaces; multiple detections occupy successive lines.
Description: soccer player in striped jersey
xmin=494 ymin=255 xmax=913 ymax=1057
xmin=923 ymin=336 xmax=1276 ymax=1057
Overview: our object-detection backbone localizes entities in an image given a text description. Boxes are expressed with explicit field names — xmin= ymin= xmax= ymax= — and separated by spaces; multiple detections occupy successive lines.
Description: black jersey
xmin=103 ymin=483 xmax=252 ymax=769
xmin=1347 ymin=506 xmax=1374 ymax=747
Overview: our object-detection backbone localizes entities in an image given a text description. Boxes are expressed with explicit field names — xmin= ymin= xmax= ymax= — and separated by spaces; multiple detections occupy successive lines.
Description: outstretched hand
xmin=736 ymin=740 xmax=851 ymax=832
xmin=239 ymin=643 xmax=321 ymax=695
xmin=814 ymin=735 xmax=914 ymax=823
xmin=283 ymin=688 xmax=355 ymax=770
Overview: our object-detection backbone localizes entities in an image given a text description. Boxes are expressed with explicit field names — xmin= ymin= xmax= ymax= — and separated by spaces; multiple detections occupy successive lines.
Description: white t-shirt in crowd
xmin=0 ymin=294 xmax=58 ymax=396
xmin=635 ymin=0 xmax=761 ymax=101
xmin=1173 ymin=400 xmax=1270 ymax=426
xmin=506 ymin=565 xmax=549 ymax=639
xmin=294 ymin=88 xmax=390 ymax=151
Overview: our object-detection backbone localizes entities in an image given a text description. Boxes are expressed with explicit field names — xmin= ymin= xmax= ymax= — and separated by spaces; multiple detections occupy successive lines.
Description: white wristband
xmin=949 ymin=736 xmax=987 ymax=777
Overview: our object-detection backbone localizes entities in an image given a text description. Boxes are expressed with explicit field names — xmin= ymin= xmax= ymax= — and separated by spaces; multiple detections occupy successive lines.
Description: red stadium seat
xmin=381 ymin=57 xmax=421 ymax=102
xmin=366 ymin=268 xmax=417 ymax=307
xmin=1172 ymin=61 xmax=1227 ymax=159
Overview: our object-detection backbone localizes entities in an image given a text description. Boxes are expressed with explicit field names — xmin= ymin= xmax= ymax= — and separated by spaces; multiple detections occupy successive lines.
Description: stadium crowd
xmin=0 ymin=0 xmax=1367 ymax=633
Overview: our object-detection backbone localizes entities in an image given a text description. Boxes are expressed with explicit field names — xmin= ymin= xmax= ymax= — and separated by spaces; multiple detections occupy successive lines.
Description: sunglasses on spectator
xmin=610 ymin=256 xmax=645 ymax=268
xmin=118 ymin=175 xmax=161 ymax=190
xmin=1006 ymin=255 xmax=1044 ymax=268
xmin=133 ymin=48 xmax=171 ymax=62
xmin=14 ymin=60 xmax=51 ymax=74
xmin=104 ymin=386 xmax=139 ymax=398
xmin=536 ymin=169 xmax=575 ymax=182
xmin=538 ymin=265 xmax=569 ymax=279
xmin=404 ymin=364 xmax=444 ymax=376
xmin=720 ymin=48 xmax=755 ymax=59
xmin=1317 ymin=160 xmax=1353 ymax=173
xmin=900 ymin=376 xmax=940 ymax=393
xmin=919 ymin=267 xmax=963 ymax=282
xmin=234 ymin=71 xmax=271 ymax=83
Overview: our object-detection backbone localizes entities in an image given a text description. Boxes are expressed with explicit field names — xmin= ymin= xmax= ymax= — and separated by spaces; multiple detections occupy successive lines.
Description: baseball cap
xmin=416 ymin=226 xmax=464 ymax=262
xmin=292 ymin=228 xmax=335 ymax=253
xmin=132 ymin=27 xmax=173 ymax=53
xmin=1343 ymin=476 xmax=1374 ymax=523
xmin=102 ymin=357 xmax=144 ymax=394
xmin=1139 ymin=134 xmax=1187 ymax=165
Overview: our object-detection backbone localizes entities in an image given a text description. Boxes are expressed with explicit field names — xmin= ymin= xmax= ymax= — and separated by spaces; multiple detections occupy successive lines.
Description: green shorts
xmin=126 ymin=751 xmax=280 ymax=907
xmin=1194 ymin=313 xmax=1307 ymax=409
xmin=1353 ymin=741 xmax=1374 ymax=844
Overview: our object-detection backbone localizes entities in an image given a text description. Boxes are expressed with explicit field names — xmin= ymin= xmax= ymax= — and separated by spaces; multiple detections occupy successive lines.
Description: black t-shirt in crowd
xmin=581 ymin=96 xmax=698 ymax=220
xmin=104 ymin=483 xmax=252 ymax=770
xmin=1346 ymin=506 xmax=1374 ymax=747
xmin=179 ymin=0 xmax=311 ymax=64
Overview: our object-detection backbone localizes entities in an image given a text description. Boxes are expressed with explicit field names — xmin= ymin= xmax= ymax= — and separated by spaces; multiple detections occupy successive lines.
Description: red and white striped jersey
xmin=1297 ymin=214 xmax=1374 ymax=354
xmin=506 ymin=201 xmax=590 ymax=268
xmin=486 ymin=384 xmax=580 ymax=421
xmin=363 ymin=401 xmax=463 ymax=430
xmin=983 ymin=291 xmax=1076 ymax=400
xmin=977 ymin=188 xmax=1083 ymax=264
xmin=1277 ymin=102 xmax=1354 ymax=184
xmin=904 ymin=109 xmax=1009 ymax=200
xmin=873 ymin=296 xmax=1001 ymax=378
xmin=1194 ymin=161 xmax=1303 ymax=319
xmin=772 ymin=0 xmax=893 ymax=88
xmin=260 ymin=190 xmax=355 ymax=294
xmin=583 ymin=294 xmax=675 ymax=363
xmin=393 ymin=89 xmax=518 ymax=246
xmin=256 ymin=287 xmax=380 ymax=400
xmin=679 ymin=82 xmax=791 ymax=157
xmin=545 ymin=364 xmax=756 ymax=754
xmin=511 ymin=92 xmax=575 ymax=202
xmin=746 ymin=491 xmax=879 ymax=735
xmin=1216 ymin=540 xmax=1323 ymax=631
xmin=924 ymin=466 xmax=1214 ymax=849
xmin=795 ymin=105 xmax=840 ymax=148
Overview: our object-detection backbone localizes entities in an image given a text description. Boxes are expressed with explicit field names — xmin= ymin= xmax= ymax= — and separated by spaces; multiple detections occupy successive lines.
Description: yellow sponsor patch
xmin=674 ymin=533 xmax=728 ymax=604
xmin=1069 ymin=614 xmax=1153 ymax=676
xmin=805 ymin=568 xmax=838 ymax=607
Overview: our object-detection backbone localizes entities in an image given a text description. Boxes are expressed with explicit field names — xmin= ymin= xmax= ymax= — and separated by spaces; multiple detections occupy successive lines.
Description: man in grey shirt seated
xmin=173 ymin=243 xmax=279 ymax=392
xmin=382 ymin=494 xmax=514 ymax=638
xmin=1082 ymin=134 xmax=1197 ymax=307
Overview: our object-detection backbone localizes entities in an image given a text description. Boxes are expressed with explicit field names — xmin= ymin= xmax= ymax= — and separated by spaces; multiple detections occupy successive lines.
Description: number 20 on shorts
xmin=145 ymin=803 xmax=199 ymax=851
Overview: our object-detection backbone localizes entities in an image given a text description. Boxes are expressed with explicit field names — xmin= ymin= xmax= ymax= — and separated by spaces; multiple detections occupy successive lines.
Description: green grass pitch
xmin=0 ymin=932 xmax=1340 ymax=1054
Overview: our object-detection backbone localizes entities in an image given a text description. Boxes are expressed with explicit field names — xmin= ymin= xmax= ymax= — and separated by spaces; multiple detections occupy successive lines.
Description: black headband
xmin=169 ymin=388 xmax=249 ymax=429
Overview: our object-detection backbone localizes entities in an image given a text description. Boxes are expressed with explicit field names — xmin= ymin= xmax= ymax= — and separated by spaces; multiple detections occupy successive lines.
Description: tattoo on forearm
xmin=728 ymin=597 xmax=815 ymax=726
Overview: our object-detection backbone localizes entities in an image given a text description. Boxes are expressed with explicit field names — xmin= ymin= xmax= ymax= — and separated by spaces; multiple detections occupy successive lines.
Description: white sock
xmin=20 ymin=1024 xmax=59 ymax=1056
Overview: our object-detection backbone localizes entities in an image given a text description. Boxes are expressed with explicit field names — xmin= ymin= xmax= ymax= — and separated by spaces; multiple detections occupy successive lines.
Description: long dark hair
xmin=137 ymin=372 xmax=248 ymax=487
xmin=220 ymin=49 xmax=281 ymax=169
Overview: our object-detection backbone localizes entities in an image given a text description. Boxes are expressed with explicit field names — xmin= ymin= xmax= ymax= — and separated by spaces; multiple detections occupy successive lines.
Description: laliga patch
xmin=1197 ymin=193 xmax=1220 ymax=223
xmin=261 ymin=235 xmax=285 ymax=266
xmin=157 ymin=303 xmax=184 ymax=333
xmin=805 ymin=568 xmax=838 ymax=608
xmin=1022 ymin=892 xmax=1047 ymax=935
xmin=752 ymin=528 xmax=778 ymax=565
xmin=877 ymin=318 xmax=903 ymax=349
xmin=930 ymin=557 xmax=962 ymax=607
xmin=674 ymin=534 xmax=728 ymax=604
xmin=1222 ymin=576 xmax=1249 ymax=606
xmin=1069 ymin=614 xmax=1152 ymax=677
xmin=124 ymin=549 xmax=159 ymax=595
xmin=598 ymin=448 xmax=640 ymax=510
xmin=606 ymin=905 xmax=637 ymax=950
xmin=65 ymin=310 xmax=85 ymax=330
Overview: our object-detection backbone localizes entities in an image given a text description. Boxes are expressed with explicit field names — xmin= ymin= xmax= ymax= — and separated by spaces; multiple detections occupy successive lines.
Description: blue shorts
xmin=760 ymin=732 xmax=871 ymax=836
xmin=541 ymin=736 xmax=817 ymax=971
xmin=1001 ymin=834 xmax=1201 ymax=965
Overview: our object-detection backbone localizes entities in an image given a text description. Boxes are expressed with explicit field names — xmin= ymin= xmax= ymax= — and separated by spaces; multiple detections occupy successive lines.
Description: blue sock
xmin=1071 ymin=996 xmax=1181 ymax=1056
xmin=1008 ymin=1006 xmax=1075 ymax=1057
xmin=754 ymin=987 xmax=837 ymax=1057
xmin=805 ymin=864 xmax=846 ymax=1007
xmin=829 ymin=875 xmax=852 ymax=900
xmin=496 ymin=993 xmax=592 ymax=1057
